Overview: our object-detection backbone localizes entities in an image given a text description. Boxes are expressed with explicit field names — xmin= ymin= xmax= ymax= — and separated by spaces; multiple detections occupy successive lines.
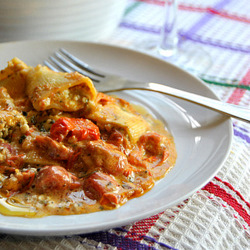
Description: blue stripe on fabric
xmin=234 ymin=129 xmax=250 ymax=143
xmin=78 ymin=231 xmax=159 ymax=249
xmin=182 ymin=0 xmax=233 ymax=36
xmin=114 ymin=227 xmax=179 ymax=250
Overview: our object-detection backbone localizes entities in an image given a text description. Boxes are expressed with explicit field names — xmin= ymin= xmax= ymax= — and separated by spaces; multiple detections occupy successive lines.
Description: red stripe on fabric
xmin=227 ymin=88 xmax=246 ymax=105
xmin=125 ymin=213 xmax=163 ymax=240
xmin=214 ymin=176 xmax=250 ymax=209
xmin=199 ymin=191 xmax=249 ymax=230
xmin=239 ymin=68 xmax=250 ymax=86
xmin=136 ymin=0 xmax=164 ymax=6
xmin=136 ymin=0 xmax=250 ymax=23
xmin=208 ymin=9 xmax=250 ymax=23
xmin=180 ymin=6 xmax=250 ymax=24
xmin=203 ymin=182 xmax=250 ymax=226
xmin=227 ymin=68 xmax=250 ymax=104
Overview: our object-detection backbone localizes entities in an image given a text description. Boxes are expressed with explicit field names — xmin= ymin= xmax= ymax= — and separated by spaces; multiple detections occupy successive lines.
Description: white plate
xmin=0 ymin=41 xmax=232 ymax=236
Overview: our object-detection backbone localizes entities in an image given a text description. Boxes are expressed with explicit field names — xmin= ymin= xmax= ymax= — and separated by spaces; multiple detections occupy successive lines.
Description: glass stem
xmin=158 ymin=0 xmax=178 ymax=57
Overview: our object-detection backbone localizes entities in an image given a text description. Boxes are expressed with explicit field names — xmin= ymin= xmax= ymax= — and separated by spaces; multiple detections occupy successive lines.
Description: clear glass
xmin=139 ymin=0 xmax=212 ymax=75
xmin=158 ymin=0 xmax=178 ymax=57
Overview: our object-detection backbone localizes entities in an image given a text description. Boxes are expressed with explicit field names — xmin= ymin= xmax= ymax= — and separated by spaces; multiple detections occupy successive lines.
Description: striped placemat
xmin=0 ymin=1 xmax=249 ymax=249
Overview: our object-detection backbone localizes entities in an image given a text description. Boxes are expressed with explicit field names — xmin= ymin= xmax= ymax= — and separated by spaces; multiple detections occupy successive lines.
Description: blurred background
xmin=0 ymin=0 xmax=127 ymax=42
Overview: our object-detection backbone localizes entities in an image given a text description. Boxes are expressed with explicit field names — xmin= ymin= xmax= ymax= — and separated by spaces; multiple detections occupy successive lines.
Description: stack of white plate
xmin=0 ymin=0 xmax=127 ymax=42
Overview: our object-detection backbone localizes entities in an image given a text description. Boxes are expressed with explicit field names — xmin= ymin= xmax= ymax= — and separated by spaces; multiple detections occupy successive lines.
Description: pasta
xmin=26 ymin=64 xmax=97 ymax=112
xmin=87 ymin=97 xmax=150 ymax=143
xmin=0 ymin=58 xmax=28 ymax=100
xmin=0 ymin=58 xmax=177 ymax=217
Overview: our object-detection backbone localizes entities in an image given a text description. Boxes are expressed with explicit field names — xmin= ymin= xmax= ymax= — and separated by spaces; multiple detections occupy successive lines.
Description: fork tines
xmin=44 ymin=48 xmax=104 ymax=83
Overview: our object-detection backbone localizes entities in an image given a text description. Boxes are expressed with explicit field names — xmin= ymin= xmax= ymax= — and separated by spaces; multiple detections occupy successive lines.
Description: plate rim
xmin=0 ymin=40 xmax=233 ymax=236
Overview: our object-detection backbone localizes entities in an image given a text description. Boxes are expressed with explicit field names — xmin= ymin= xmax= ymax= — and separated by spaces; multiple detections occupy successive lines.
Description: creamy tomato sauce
xmin=0 ymin=59 xmax=177 ymax=217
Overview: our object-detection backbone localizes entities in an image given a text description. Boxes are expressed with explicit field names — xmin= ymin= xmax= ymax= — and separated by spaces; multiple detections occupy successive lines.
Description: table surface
xmin=0 ymin=0 xmax=249 ymax=249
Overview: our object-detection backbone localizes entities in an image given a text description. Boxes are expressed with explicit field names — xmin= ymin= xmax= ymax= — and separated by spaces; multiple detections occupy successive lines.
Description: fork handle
xmin=104 ymin=82 xmax=250 ymax=123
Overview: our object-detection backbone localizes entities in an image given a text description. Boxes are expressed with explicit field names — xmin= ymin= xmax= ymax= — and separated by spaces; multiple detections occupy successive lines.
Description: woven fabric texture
xmin=0 ymin=0 xmax=249 ymax=249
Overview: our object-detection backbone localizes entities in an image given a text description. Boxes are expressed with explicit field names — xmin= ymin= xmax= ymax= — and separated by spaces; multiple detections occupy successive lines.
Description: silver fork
xmin=44 ymin=48 xmax=250 ymax=123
